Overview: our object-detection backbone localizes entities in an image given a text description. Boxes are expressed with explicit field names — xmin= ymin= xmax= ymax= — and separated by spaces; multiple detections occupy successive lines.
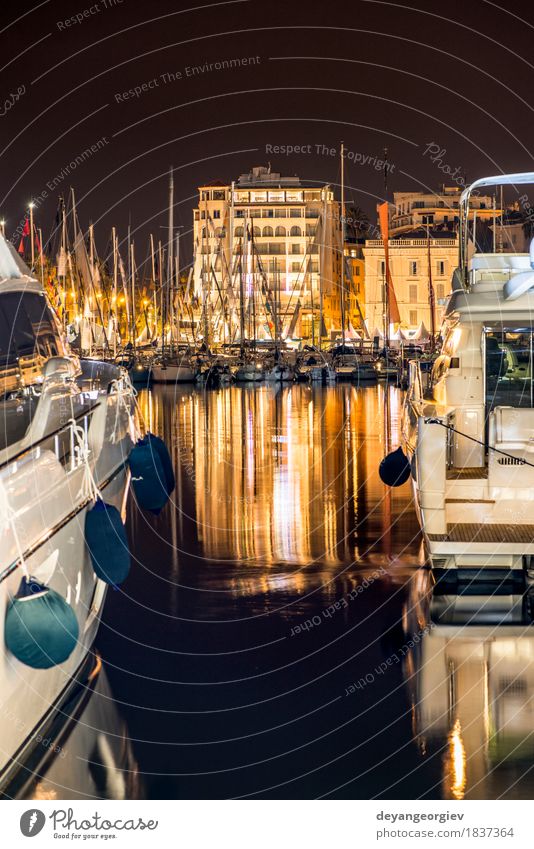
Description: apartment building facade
xmin=192 ymin=167 xmax=342 ymax=343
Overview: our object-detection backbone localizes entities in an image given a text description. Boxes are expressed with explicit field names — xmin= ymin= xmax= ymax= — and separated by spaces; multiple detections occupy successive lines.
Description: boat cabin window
xmin=0 ymin=292 xmax=61 ymax=450
xmin=485 ymin=327 xmax=534 ymax=413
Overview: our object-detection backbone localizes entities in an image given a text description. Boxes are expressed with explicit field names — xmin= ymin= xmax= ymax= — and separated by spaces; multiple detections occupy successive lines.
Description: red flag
xmin=17 ymin=216 xmax=30 ymax=254
xmin=378 ymin=202 xmax=401 ymax=325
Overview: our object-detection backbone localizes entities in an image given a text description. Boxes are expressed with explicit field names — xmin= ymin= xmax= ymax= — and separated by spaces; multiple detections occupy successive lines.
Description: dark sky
xmin=1 ymin=0 xmax=534 ymax=268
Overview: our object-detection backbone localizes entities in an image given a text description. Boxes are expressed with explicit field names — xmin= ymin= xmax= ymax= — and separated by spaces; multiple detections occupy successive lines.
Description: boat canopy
xmin=460 ymin=172 xmax=534 ymax=281
xmin=0 ymin=233 xmax=41 ymax=293
xmin=413 ymin=321 xmax=431 ymax=342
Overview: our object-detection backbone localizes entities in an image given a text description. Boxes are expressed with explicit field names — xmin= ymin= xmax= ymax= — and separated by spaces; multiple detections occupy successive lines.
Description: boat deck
xmin=446 ymin=466 xmax=488 ymax=480
xmin=428 ymin=523 xmax=534 ymax=543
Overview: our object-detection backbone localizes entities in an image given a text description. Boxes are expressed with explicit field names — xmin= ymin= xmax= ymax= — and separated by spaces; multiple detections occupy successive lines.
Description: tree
xmin=345 ymin=205 xmax=371 ymax=241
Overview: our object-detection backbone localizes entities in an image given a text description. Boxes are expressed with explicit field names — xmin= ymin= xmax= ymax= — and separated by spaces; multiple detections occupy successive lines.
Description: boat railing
xmin=0 ymin=403 xmax=101 ymax=478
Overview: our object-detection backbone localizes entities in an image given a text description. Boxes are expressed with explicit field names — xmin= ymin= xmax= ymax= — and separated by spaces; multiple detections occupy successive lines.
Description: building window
xmin=213 ymin=190 xmax=226 ymax=201
xmin=409 ymin=310 xmax=418 ymax=325
xmin=291 ymin=262 xmax=301 ymax=272
xmin=234 ymin=226 xmax=244 ymax=238
xmin=422 ymin=215 xmax=434 ymax=224
xmin=263 ymin=208 xmax=274 ymax=218
xmin=409 ymin=284 xmax=418 ymax=303
xmin=275 ymin=226 xmax=286 ymax=237
xmin=355 ymin=267 xmax=360 ymax=275
xmin=291 ymin=244 xmax=302 ymax=255
xmin=212 ymin=209 xmax=221 ymax=219
xmin=437 ymin=260 xmax=445 ymax=276
xmin=252 ymin=226 xmax=261 ymax=237
xmin=290 ymin=225 xmax=302 ymax=237
xmin=262 ymin=226 xmax=273 ymax=237
xmin=290 ymin=208 xmax=303 ymax=218
xmin=410 ymin=261 xmax=418 ymax=276
xmin=436 ymin=283 xmax=445 ymax=300
xmin=379 ymin=260 xmax=385 ymax=276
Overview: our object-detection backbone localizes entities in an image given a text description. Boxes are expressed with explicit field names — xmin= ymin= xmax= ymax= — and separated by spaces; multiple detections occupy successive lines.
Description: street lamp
xmin=29 ymin=202 xmax=35 ymax=269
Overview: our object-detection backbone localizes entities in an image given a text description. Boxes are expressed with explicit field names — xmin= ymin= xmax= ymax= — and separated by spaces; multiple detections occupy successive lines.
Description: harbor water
xmin=25 ymin=385 xmax=534 ymax=800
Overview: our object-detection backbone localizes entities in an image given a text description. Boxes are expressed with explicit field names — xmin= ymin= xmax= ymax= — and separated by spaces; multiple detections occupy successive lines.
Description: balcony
xmin=365 ymin=238 xmax=457 ymax=247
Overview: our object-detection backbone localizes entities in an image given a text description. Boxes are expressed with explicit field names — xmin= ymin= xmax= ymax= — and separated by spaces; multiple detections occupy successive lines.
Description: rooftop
xmin=199 ymin=167 xmax=324 ymax=190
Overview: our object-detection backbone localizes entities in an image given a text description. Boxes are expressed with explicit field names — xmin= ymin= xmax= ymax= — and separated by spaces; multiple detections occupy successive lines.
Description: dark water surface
xmin=32 ymin=384 xmax=534 ymax=800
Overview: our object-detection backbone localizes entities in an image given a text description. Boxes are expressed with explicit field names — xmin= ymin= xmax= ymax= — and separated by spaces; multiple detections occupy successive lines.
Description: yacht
xmin=0 ymin=236 xmax=136 ymax=792
xmin=402 ymin=172 xmax=534 ymax=581
xmin=234 ymin=355 xmax=266 ymax=383
xmin=151 ymin=346 xmax=197 ymax=383
xmin=264 ymin=357 xmax=295 ymax=383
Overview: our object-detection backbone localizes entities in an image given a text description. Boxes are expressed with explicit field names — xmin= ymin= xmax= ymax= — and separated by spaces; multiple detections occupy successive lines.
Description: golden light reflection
xmin=448 ymin=718 xmax=467 ymax=800
xmin=136 ymin=384 xmax=418 ymax=569
xmin=31 ymin=782 xmax=58 ymax=800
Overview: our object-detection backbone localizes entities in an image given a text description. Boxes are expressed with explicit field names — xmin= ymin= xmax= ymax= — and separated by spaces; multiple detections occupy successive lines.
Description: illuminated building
xmin=192 ymin=166 xmax=343 ymax=343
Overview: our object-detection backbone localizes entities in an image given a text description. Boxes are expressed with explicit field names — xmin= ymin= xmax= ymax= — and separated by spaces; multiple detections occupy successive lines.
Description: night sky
xmin=2 ymin=0 xmax=534 ymax=268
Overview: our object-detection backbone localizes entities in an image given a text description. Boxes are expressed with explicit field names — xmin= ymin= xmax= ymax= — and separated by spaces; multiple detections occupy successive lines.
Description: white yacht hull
xmin=235 ymin=367 xmax=265 ymax=382
xmin=0 ymin=364 xmax=135 ymax=787
xmin=264 ymin=365 xmax=294 ymax=382
xmin=151 ymin=364 xmax=197 ymax=383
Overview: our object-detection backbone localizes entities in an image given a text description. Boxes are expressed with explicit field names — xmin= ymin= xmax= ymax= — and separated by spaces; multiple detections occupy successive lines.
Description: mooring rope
xmin=424 ymin=417 xmax=534 ymax=470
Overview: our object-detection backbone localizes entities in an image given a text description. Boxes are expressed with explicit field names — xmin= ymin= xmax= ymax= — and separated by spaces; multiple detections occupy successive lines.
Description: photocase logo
xmin=20 ymin=809 xmax=46 ymax=837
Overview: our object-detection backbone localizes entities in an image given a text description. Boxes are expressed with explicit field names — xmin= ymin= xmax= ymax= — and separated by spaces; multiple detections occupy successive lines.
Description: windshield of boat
xmin=485 ymin=326 xmax=534 ymax=413
xmin=0 ymin=291 xmax=61 ymax=449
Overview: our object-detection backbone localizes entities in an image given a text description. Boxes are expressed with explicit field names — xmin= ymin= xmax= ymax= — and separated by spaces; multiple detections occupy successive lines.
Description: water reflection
xmin=135 ymin=384 xmax=418 ymax=570
xmin=21 ymin=665 xmax=142 ymax=801
xmin=406 ymin=571 xmax=534 ymax=800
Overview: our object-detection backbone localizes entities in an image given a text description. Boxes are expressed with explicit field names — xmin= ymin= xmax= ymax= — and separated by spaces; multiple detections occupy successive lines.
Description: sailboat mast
xmin=167 ymin=167 xmax=174 ymax=355
xmin=319 ymin=187 xmax=327 ymax=352
xmin=70 ymin=188 xmax=78 ymax=242
xmin=38 ymin=227 xmax=44 ymax=287
xmin=149 ymin=233 xmax=156 ymax=340
xmin=158 ymin=240 xmax=164 ymax=356
xmin=340 ymin=142 xmax=346 ymax=348
xmin=130 ymin=240 xmax=137 ymax=355
xmin=175 ymin=229 xmax=181 ymax=345
xmin=239 ymin=234 xmax=245 ymax=356
xmin=112 ymin=226 xmax=118 ymax=357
